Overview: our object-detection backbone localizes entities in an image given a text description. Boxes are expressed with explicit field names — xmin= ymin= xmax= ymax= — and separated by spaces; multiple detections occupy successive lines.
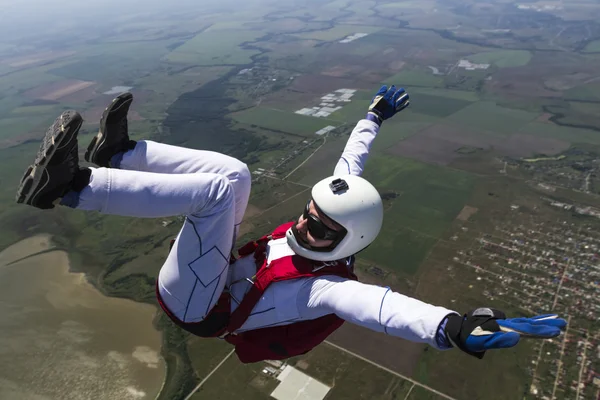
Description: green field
xmin=294 ymin=24 xmax=381 ymax=41
xmin=362 ymin=228 xmax=438 ymax=275
xmin=326 ymin=91 xmax=371 ymax=123
xmin=359 ymin=155 xmax=475 ymax=274
xmin=377 ymin=1 xmax=432 ymax=12
xmin=371 ymin=121 xmax=432 ymax=152
xmin=408 ymin=93 xmax=473 ymax=118
xmin=409 ymin=87 xmax=480 ymax=102
xmin=165 ymin=30 xmax=264 ymax=65
xmin=384 ymin=69 xmax=444 ymax=88
xmin=583 ymin=39 xmax=600 ymax=52
xmin=10 ymin=104 xmax=59 ymax=115
xmin=407 ymin=386 xmax=448 ymax=400
xmin=0 ymin=67 xmax=60 ymax=95
xmin=519 ymin=121 xmax=600 ymax=145
xmin=291 ymin=343 xmax=415 ymax=399
xmin=329 ymin=90 xmax=473 ymax=121
xmin=187 ymin=337 xmax=233 ymax=383
xmin=446 ymin=101 xmax=538 ymax=135
xmin=190 ymin=354 xmax=276 ymax=400
xmin=49 ymin=41 xmax=179 ymax=82
xmin=347 ymin=1 xmax=377 ymax=16
xmin=564 ymin=83 xmax=600 ymax=101
xmin=467 ymin=50 xmax=532 ymax=68
xmin=191 ymin=342 xmax=416 ymax=400
xmin=229 ymin=107 xmax=341 ymax=136
xmin=569 ymin=100 xmax=600 ymax=115
xmin=0 ymin=114 xmax=57 ymax=141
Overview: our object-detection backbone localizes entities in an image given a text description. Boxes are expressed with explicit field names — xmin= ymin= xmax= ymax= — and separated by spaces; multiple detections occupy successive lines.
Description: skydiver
xmin=16 ymin=85 xmax=567 ymax=363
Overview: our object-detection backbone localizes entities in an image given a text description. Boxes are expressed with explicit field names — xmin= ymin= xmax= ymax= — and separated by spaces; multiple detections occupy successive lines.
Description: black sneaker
xmin=16 ymin=111 xmax=83 ymax=209
xmin=85 ymin=92 xmax=135 ymax=167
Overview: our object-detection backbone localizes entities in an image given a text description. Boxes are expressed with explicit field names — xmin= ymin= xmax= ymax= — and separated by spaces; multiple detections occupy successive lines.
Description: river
xmin=0 ymin=235 xmax=165 ymax=400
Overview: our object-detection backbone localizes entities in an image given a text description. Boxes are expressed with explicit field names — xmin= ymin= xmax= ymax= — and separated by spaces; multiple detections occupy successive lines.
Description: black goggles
xmin=303 ymin=200 xmax=340 ymax=241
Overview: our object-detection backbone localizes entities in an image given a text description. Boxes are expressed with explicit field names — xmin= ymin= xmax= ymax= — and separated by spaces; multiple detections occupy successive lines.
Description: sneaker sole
xmin=16 ymin=111 xmax=83 ymax=207
xmin=85 ymin=92 xmax=133 ymax=167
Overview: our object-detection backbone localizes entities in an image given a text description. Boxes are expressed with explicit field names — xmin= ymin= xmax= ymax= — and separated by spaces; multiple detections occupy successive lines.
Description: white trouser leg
xmin=77 ymin=166 xmax=236 ymax=322
xmin=118 ymin=140 xmax=251 ymax=236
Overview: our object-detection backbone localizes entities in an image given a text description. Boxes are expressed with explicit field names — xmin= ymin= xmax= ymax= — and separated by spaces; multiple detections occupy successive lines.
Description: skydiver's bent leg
xmin=83 ymin=92 xmax=251 ymax=236
xmin=115 ymin=140 xmax=251 ymax=237
xmin=76 ymin=167 xmax=236 ymax=323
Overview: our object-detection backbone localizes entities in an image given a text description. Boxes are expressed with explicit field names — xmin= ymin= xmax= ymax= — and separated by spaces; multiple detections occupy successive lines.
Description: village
xmin=450 ymin=210 xmax=600 ymax=400
xmin=505 ymin=147 xmax=600 ymax=196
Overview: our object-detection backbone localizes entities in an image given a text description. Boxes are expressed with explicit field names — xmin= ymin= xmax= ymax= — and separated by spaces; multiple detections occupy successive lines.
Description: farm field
xmin=466 ymin=50 xmax=533 ymax=68
xmin=293 ymin=24 xmax=382 ymax=41
xmin=164 ymin=29 xmax=264 ymax=65
xmin=229 ymin=107 xmax=341 ymax=136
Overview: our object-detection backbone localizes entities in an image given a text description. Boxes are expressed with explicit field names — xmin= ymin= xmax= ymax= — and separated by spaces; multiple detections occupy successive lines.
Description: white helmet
xmin=286 ymin=175 xmax=384 ymax=261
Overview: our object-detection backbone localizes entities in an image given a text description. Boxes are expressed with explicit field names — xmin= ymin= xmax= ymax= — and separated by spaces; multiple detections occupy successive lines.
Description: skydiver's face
xmin=295 ymin=200 xmax=343 ymax=248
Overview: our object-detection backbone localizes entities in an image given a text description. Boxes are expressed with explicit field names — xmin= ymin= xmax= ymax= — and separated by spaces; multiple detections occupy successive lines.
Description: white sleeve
xmin=296 ymin=275 xmax=457 ymax=349
xmin=333 ymin=119 xmax=379 ymax=177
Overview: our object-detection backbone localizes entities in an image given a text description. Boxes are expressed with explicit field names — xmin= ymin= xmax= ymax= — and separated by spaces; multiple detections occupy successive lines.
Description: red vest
xmin=223 ymin=222 xmax=358 ymax=363
xmin=157 ymin=222 xmax=357 ymax=363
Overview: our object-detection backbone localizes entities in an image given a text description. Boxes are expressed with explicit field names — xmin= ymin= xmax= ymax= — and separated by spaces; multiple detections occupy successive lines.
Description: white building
xmin=270 ymin=366 xmax=330 ymax=400
xmin=315 ymin=126 xmax=336 ymax=136
xmin=339 ymin=33 xmax=369 ymax=43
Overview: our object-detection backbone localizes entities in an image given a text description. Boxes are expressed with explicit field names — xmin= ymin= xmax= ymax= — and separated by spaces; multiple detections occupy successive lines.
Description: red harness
xmin=157 ymin=222 xmax=357 ymax=363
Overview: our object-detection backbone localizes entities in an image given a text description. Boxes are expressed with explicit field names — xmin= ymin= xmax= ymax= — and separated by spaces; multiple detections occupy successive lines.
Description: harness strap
xmin=226 ymin=255 xmax=356 ymax=333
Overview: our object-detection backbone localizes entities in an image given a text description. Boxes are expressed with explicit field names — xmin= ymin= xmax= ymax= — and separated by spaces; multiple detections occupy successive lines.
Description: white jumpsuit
xmin=76 ymin=119 xmax=457 ymax=350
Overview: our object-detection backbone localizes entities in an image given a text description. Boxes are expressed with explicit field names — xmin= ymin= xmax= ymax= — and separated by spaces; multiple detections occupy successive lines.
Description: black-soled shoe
xmin=16 ymin=111 xmax=83 ymax=209
xmin=85 ymin=92 xmax=136 ymax=168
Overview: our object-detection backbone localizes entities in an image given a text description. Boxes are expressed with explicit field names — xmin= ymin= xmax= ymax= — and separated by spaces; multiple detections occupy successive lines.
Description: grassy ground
xmin=407 ymin=386 xmax=450 ymax=399
xmin=408 ymin=87 xmax=481 ymax=102
xmin=519 ymin=121 xmax=600 ymax=145
xmin=283 ymin=133 xmax=349 ymax=185
xmin=238 ymin=180 xmax=310 ymax=245
xmin=190 ymin=354 xmax=277 ymax=400
xmin=229 ymin=107 xmax=341 ymax=136
xmin=357 ymin=155 xmax=475 ymax=274
xmin=50 ymin=41 xmax=176 ymax=82
xmin=384 ymin=69 xmax=444 ymax=88
xmin=294 ymin=24 xmax=382 ymax=41
xmin=446 ymin=101 xmax=538 ymax=135
xmin=165 ymin=30 xmax=264 ymax=65
xmin=0 ymin=67 xmax=60 ymax=94
xmin=564 ymin=83 xmax=600 ymax=101
xmin=569 ymin=100 xmax=600 ymax=115
xmin=467 ymin=50 xmax=532 ymax=68
xmin=290 ymin=343 xmax=415 ymax=399
xmin=10 ymin=104 xmax=59 ymax=115
xmin=0 ymin=115 xmax=56 ymax=141
xmin=371 ymin=121 xmax=433 ymax=152
xmin=187 ymin=336 xmax=233 ymax=382
xmin=583 ymin=39 xmax=600 ymax=52
xmin=191 ymin=342 xmax=418 ymax=400
xmin=407 ymin=93 xmax=474 ymax=118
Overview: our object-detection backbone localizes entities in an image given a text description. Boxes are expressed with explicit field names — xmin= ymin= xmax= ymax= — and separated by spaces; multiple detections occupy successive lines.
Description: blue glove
xmin=444 ymin=308 xmax=567 ymax=359
xmin=366 ymin=85 xmax=410 ymax=125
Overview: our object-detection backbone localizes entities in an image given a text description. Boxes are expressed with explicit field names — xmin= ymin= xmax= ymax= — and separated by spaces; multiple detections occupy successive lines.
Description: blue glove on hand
xmin=366 ymin=85 xmax=410 ymax=125
xmin=444 ymin=308 xmax=567 ymax=359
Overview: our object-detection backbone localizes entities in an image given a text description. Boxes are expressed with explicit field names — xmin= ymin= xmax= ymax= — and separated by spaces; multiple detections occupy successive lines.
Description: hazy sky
xmin=0 ymin=0 xmax=251 ymax=45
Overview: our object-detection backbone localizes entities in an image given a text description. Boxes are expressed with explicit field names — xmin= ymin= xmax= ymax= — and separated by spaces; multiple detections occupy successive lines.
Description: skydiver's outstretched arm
xmin=298 ymin=275 xmax=567 ymax=356
xmin=297 ymin=275 xmax=456 ymax=349
xmin=333 ymin=85 xmax=409 ymax=176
